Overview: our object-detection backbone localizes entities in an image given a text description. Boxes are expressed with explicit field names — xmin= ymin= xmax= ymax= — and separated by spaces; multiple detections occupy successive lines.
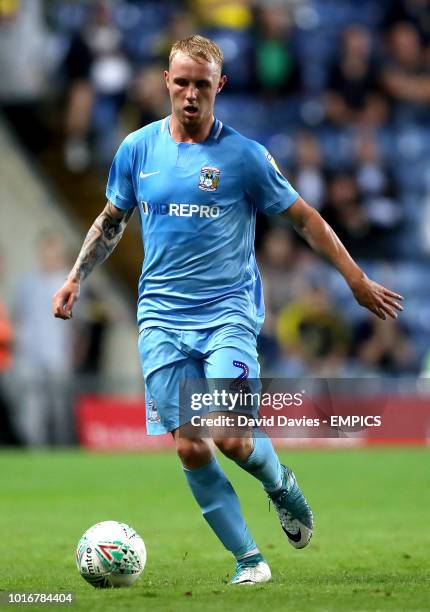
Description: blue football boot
xmin=268 ymin=466 xmax=313 ymax=549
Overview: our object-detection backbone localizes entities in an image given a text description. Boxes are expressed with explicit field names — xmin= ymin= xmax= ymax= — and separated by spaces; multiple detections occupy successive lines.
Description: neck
xmin=169 ymin=113 xmax=215 ymax=143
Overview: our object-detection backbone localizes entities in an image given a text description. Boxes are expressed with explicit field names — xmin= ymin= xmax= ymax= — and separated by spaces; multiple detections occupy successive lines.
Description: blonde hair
xmin=169 ymin=35 xmax=223 ymax=72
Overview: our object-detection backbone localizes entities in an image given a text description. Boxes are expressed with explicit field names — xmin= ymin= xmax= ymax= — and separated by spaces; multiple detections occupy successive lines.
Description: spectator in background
xmin=325 ymin=25 xmax=387 ymax=127
xmin=382 ymin=21 xmax=430 ymax=121
xmin=274 ymin=282 xmax=352 ymax=377
xmin=189 ymin=0 xmax=254 ymax=91
xmin=63 ymin=19 xmax=94 ymax=173
xmin=252 ymin=4 xmax=302 ymax=97
xmin=155 ymin=11 xmax=197 ymax=64
xmin=63 ymin=1 xmax=132 ymax=171
xmin=190 ymin=0 xmax=253 ymax=31
xmin=353 ymin=316 xmax=415 ymax=375
xmin=257 ymin=225 xmax=316 ymax=365
xmin=0 ymin=0 xmax=54 ymax=152
xmin=75 ymin=286 xmax=111 ymax=379
xmin=131 ymin=66 xmax=171 ymax=128
xmin=293 ymin=131 xmax=326 ymax=211
xmin=320 ymin=172 xmax=373 ymax=257
xmin=0 ymin=248 xmax=22 ymax=446
xmin=354 ymin=132 xmax=403 ymax=234
xmin=137 ymin=10 xmax=196 ymax=129
xmin=0 ymin=0 xmax=20 ymax=22
xmin=383 ymin=0 xmax=430 ymax=45
xmin=13 ymin=232 xmax=76 ymax=446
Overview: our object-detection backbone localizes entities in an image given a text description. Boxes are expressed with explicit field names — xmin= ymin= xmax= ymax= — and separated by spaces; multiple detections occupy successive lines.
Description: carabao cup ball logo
xmin=198 ymin=167 xmax=221 ymax=191
xmin=76 ymin=521 xmax=146 ymax=589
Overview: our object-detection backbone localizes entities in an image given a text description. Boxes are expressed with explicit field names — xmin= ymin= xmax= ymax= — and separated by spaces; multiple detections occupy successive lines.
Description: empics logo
xmin=140 ymin=201 xmax=220 ymax=218
xmin=198 ymin=167 xmax=220 ymax=191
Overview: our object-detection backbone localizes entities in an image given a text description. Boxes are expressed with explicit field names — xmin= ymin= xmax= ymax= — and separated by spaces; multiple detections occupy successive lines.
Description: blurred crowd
xmin=0 ymin=235 xmax=112 ymax=446
xmin=1 ymin=0 xmax=430 ymax=446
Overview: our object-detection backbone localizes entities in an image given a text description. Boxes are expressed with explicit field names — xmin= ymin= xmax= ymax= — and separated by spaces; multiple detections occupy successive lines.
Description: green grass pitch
xmin=0 ymin=448 xmax=429 ymax=611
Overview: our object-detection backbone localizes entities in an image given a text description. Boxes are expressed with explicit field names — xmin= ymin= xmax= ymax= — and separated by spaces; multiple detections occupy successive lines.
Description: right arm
xmin=282 ymin=198 xmax=403 ymax=319
xmin=52 ymin=201 xmax=134 ymax=319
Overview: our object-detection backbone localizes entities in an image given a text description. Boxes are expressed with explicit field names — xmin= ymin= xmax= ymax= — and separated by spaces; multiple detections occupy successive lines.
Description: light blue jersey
xmin=106 ymin=117 xmax=298 ymax=334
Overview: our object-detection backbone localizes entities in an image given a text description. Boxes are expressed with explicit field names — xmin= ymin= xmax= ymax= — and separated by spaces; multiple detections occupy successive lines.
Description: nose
xmin=186 ymin=85 xmax=198 ymax=101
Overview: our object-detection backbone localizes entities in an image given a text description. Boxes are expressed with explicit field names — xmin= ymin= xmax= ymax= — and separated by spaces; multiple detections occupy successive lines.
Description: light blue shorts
xmin=138 ymin=324 xmax=260 ymax=435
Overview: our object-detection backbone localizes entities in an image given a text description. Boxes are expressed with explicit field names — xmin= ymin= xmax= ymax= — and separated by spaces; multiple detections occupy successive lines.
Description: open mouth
xmin=184 ymin=105 xmax=198 ymax=116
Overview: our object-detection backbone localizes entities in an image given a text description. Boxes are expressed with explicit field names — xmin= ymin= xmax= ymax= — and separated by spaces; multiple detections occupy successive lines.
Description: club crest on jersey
xmin=198 ymin=167 xmax=220 ymax=192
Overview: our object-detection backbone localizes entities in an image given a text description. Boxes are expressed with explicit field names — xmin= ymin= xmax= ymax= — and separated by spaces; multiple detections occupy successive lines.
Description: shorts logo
xmin=198 ymin=167 xmax=220 ymax=192
xmin=230 ymin=360 xmax=250 ymax=393
xmin=147 ymin=398 xmax=160 ymax=423
xmin=233 ymin=360 xmax=249 ymax=379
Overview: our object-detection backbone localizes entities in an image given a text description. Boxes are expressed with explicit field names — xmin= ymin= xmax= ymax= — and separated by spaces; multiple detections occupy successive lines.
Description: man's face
xmin=164 ymin=52 xmax=226 ymax=130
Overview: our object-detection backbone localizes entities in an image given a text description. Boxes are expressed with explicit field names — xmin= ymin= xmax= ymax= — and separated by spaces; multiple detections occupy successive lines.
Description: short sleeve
xmin=244 ymin=141 xmax=299 ymax=214
xmin=106 ymin=135 xmax=137 ymax=210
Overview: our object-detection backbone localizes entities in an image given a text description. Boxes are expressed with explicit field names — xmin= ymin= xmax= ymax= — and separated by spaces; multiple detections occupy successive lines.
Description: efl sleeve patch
xmin=244 ymin=142 xmax=299 ymax=215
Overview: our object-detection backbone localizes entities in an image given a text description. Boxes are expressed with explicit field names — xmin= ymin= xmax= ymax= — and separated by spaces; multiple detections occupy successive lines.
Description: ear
xmin=216 ymin=74 xmax=228 ymax=94
xmin=164 ymin=70 xmax=170 ymax=90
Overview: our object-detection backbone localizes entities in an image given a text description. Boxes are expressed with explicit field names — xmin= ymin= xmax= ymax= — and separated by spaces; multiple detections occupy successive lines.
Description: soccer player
xmin=53 ymin=35 xmax=403 ymax=584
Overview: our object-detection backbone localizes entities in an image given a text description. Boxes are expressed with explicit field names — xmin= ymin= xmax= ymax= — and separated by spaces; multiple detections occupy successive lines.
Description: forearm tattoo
xmin=71 ymin=203 xmax=134 ymax=282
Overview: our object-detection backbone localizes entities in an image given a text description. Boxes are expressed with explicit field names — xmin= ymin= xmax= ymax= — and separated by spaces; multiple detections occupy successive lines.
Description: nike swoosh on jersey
xmin=140 ymin=170 xmax=160 ymax=179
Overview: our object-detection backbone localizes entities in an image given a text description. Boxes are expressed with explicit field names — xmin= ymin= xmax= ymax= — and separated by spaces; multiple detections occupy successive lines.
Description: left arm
xmin=282 ymin=197 xmax=403 ymax=320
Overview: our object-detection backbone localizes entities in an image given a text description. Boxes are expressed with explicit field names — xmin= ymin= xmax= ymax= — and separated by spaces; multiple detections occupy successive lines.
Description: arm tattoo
xmin=70 ymin=203 xmax=134 ymax=282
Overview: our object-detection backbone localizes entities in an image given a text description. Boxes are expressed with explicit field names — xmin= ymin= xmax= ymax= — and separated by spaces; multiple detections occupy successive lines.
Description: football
xmin=76 ymin=521 xmax=146 ymax=588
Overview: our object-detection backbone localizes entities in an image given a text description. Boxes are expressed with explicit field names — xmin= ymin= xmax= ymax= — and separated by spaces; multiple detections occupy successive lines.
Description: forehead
xmin=169 ymin=51 xmax=220 ymax=80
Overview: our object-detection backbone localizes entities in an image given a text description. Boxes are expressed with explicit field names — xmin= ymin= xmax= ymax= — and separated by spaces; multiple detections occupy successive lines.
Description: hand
xmin=350 ymin=276 xmax=404 ymax=320
xmin=52 ymin=278 xmax=80 ymax=320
